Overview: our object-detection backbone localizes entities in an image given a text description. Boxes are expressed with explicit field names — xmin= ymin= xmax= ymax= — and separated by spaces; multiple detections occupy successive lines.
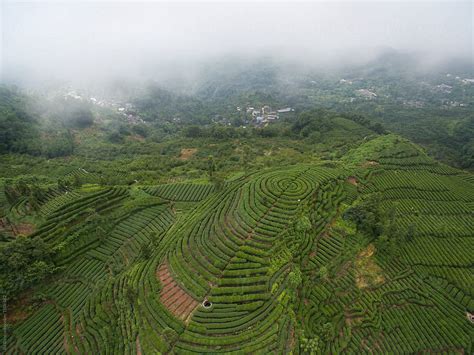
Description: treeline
xmin=182 ymin=109 xmax=386 ymax=139
xmin=344 ymin=101 xmax=474 ymax=169
xmin=134 ymin=86 xmax=213 ymax=124
xmin=0 ymin=87 xmax=93 ymax=158
xmin=0 ymin=87 xmax=39 ymax=154
xmin=0 ymin=86 xmax=386 ymax=159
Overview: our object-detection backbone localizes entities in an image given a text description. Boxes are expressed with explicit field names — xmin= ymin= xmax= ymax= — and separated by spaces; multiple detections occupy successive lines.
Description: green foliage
xmin=63 ymin=102 xmax=94 ymax=128
xmin=288 ymin=267 xmax=302 ymax=290
xmin=318 ymin=266 xmax=328 ymax=280
xmin=0 ymin=236 xmax=57 ymax=297
xmin=162 ymin=327 xmax=179 ymax=344
xmin=0 ymin=87 xmax=39 ymax=154
xmin=300 ymin=332 xmax=320 ymax=354
xmin=269 ymin=247 xmax=292 ymax=275
xmin=343 ymin=194 xmax=384 ymax=238
xmin=183 ymin=125 xmax=203 ymax=138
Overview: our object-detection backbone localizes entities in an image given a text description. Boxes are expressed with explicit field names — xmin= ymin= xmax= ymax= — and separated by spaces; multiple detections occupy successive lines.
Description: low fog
xmin=1 ymin=1 xmax=472 ymax=88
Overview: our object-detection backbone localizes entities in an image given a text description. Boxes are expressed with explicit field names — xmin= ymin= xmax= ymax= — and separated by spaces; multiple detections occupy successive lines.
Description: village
xmin=63 ymin=88 xmax=145 ymax=125
xmin=336 ymin=73 xmax=473 ymax=107
xmin=60 ymin=70 xmax=473 ymax=130
xmin=242 ymin=105 xmax=295 ymax=126
xmin=199 ymin=104 xmax=296 ymax=128
xmin=62 ymin=86 xmax=298 ymax=128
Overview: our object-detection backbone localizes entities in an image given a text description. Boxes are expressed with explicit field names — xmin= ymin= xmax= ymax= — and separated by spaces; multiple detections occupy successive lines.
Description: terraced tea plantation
xmin=2 ymin=135 xmax=473 ymax=354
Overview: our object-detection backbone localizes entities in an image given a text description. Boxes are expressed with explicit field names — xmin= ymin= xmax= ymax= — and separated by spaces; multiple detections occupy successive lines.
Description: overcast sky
xmin=1 ymin=1 xmax=472 ymax=85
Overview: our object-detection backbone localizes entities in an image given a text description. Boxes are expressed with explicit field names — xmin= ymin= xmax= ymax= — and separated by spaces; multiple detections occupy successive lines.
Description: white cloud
xmin=2 ymin=1 xmax=472 ymax=85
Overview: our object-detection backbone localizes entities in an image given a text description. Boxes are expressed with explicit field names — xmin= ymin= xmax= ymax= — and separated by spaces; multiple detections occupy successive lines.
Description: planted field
xmin=3 ymin=136 xmax=473 ymax=354
xmin=143 ymin=183 xmax=215 ymax=202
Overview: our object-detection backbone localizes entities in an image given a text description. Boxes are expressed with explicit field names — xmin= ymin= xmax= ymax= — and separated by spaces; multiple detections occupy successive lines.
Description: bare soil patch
xmin=5 ymin=294 xmax=34 ymax=324
xmin=0 ymin=220 xmax=36 ymax=237
xmin=355 ymin=244 xmax=384 ymax=289
xmin=6 ymin=307 xmax=30 ymax=324
xmin=15 ymin=222 xmax=36 ymax=236
xmin=347 ymin=176 xmax=358 ymax=186
xmin=157 ymin=262 xmax=199 ymax=322
xmin=136 ymin=336 xmax=142 ymax=355
xmin=179 ymin=148 xmax=198 ymax=160
xmin=288 ymin=326 xmax=295 ymax=352
xmin=128 ymin=135 xmax=145 ymax=142
xmin=75 ymin=323 xmax=85 ymax=344
xmin=361 ymin=160 xmax=379 ymax=168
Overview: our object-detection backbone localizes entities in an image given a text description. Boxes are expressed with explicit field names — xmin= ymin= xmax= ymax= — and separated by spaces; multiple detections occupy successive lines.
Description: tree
xmin=183 ymin=125 xmax=203 ymax=138
xmin=371 ymin=122 xmax=386 ymax=134
xmin=162 ymin=327 xmax=178 ymax=343
xmin=320 ymin=322 xmax=333 ymax=341
xmin=96 ymin=226 xmax=107 ymax=243
xmin=125 ymin=284 xmax=137 ymax=304
xmin=43 ymin=131 xmax=75 ymax=158
xmin=300 ymin=334 xmax=320 ymax=354
xmin=343 ymin=195 xmax=384 ymax=238
xmin=4 ymin=182 xmax=19 ymax=205
xmin=384 ymin=206 xmax=401 ymax=239
xmin=212 ymin=176 xmax=225 ymax=192
xmin=295 ymin=215 xmax=311 ymax=232
xmin=73 ymin=174 xmax=82 ymax=188
xmin=207 ymin=155 xmax=216 ymax=179
xmin=57 ymin=179 xmax=67 ymax=190
xmin=318 ymin=266 xmax=328 ymax=280
xmin=405 ymin=223 xmax=416 ymax=242
xmin=288 ymin=267 xmax=302 ymax=289
xmin=140 ymin=243 xmax=152 ymax=259
xmin=0 ymin=87 xmax=39 ymax=154
xmin=28 ymin=184 xmax=44 ymax=212
xmin=108 ymin=130 xmax=125 ymax=144
xmin=150 ymin=232 xmax=160 ymax=248
xmin=64 ymin=103 xmax=94 ymax=128
xmin=240 ymin=144 xmax=252 ymax=170
xmin=28 ymin=193 xmax=40 ymax=213
xmin=231 ymin=117 xmax=244 ymax=127
xmin=0 ymin=236 xmax=57 ymax=297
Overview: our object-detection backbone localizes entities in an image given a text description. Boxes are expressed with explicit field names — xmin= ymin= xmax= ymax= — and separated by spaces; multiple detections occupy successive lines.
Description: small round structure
xmin=202 ymin=300 xmax=212 ymax=308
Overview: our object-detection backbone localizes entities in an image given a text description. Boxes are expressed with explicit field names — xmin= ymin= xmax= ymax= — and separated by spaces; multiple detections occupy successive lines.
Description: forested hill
xmin=173 ymin=55 xmax=474 ymax=169
xmin=0 ymin=87 xmax=40 ymax=154
xmin=1 ymin=51 xmax=473 ymax=169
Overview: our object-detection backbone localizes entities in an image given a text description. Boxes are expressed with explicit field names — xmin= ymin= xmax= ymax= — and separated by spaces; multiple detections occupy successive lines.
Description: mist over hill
xmin=2 ymin=1 xmax=472 ymax=88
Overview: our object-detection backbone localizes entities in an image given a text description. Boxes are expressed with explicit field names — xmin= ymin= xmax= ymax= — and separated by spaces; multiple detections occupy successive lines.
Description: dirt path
xmin=136 ymin=336 xmax=142 ymax=355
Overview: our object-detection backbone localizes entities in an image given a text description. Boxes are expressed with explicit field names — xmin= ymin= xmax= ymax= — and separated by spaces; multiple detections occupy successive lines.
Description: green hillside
xmin=2 ymin=134 xmax=473 ymax=354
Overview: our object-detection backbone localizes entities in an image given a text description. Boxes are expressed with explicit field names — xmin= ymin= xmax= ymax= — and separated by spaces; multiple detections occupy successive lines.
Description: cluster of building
xmin=446 ymin=74 xmax=474 ymax=85
xmin=244 ymin=105 xmax=294 ymax=125
xmin=441 ymin=100 xmax=468 ymax=108
xmin=337 ymin=78 xmax=378 ymax=101
xmin=402 ymin=100 xmax=425 ymax=108
xmin=434 ymin=75 xmax=474 ymax=97
xmin=355 ymin=89 xmax=378 ymax=100
xmin=435 ymin=84 xmax=453 ymax=94
xmin=63 ymin=89 xmax=145 ymax=125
